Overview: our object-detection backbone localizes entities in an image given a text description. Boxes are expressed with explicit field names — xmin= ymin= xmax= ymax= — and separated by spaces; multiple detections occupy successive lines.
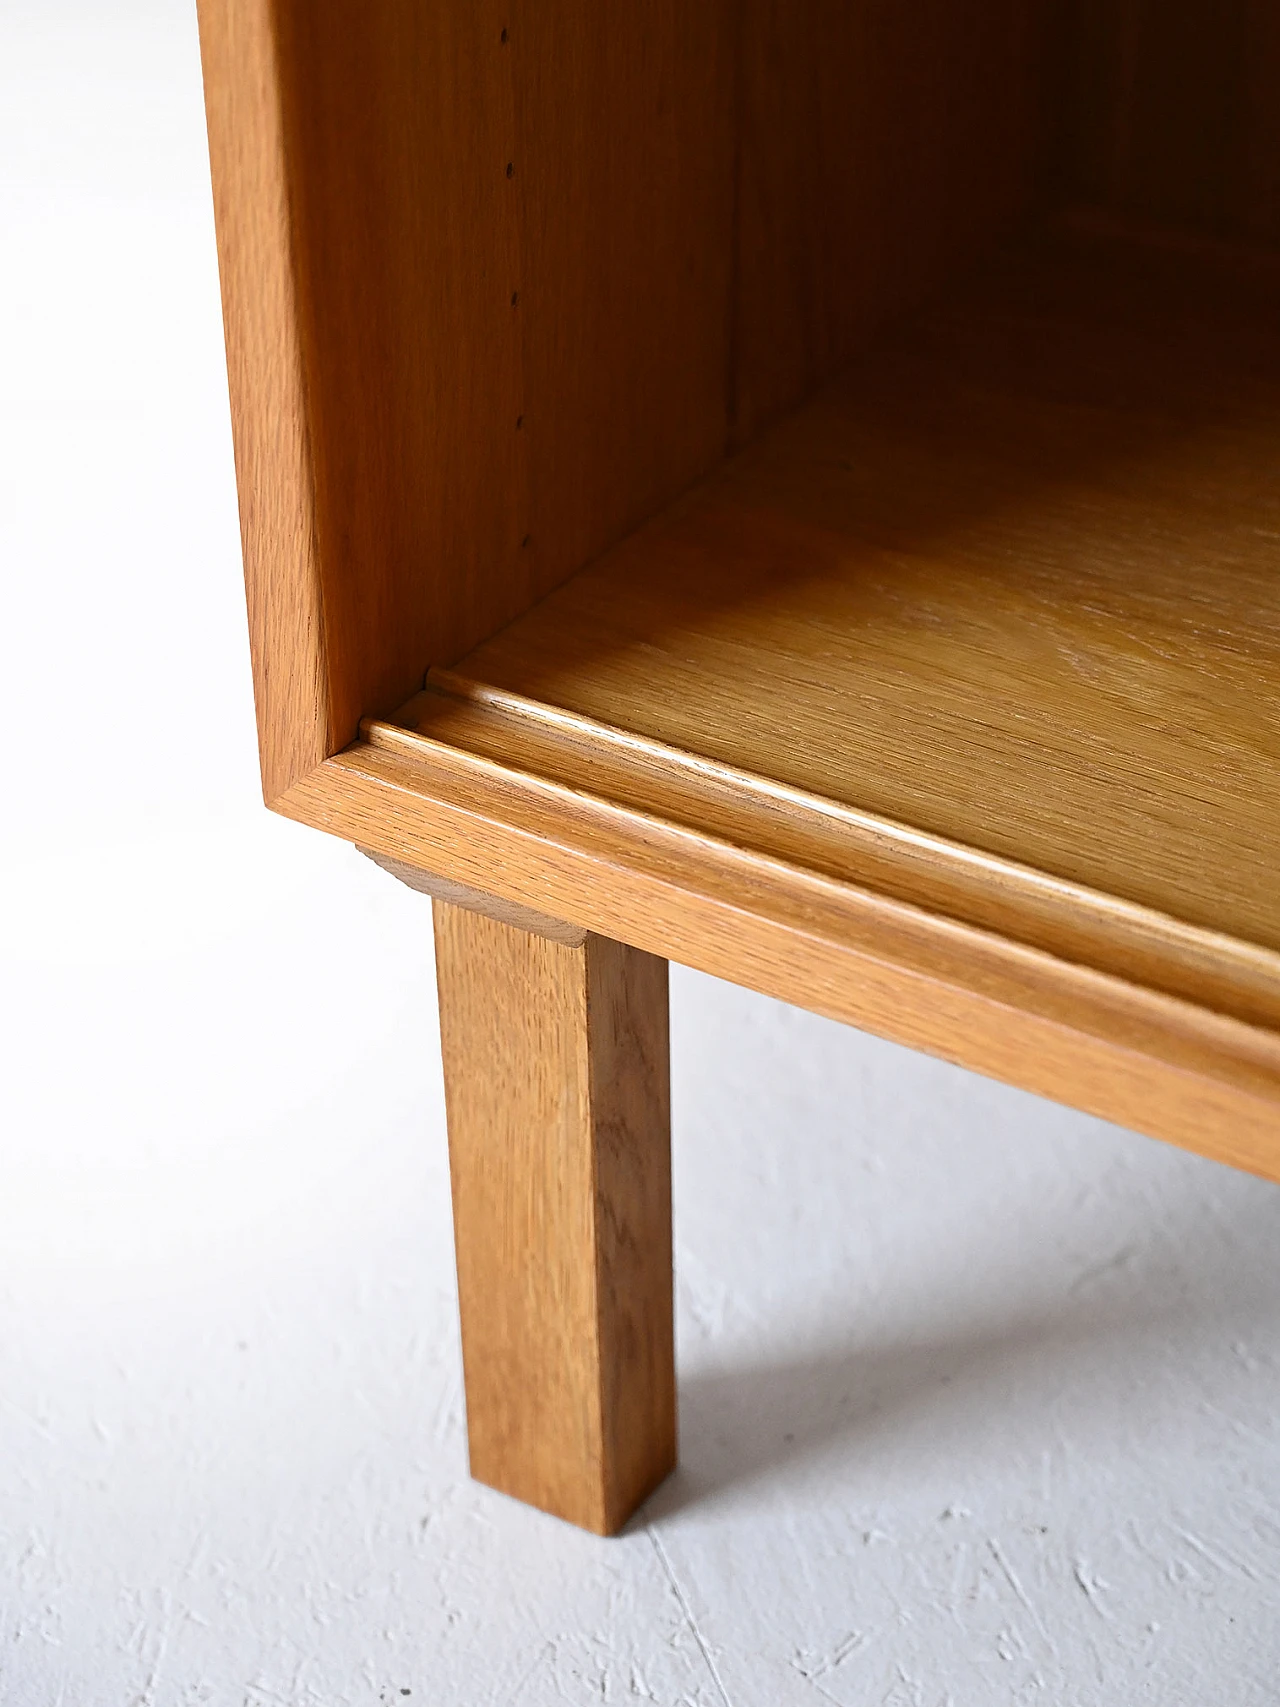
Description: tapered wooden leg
xmin=432 ymin=896 xmax=675 ymax=1535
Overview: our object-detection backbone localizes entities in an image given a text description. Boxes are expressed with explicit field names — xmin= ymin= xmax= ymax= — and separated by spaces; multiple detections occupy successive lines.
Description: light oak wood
xmin=197 ymin=0 xmax=1052 ymax=786
xmin=281 ymin=734 xmax=1280 ymax=1184
xmin=388 ymin=671 xmax=1280 ymax=1035
xmin=280 ymin=220 xmax=1280 ymax=1185
xmin=433 ymin=901 xmax=673 ymax=1535
xmin=198 ymin=0 xmax=737 ymax=775
xmin=197 ymin=3 xmax=1280 ymax=1534
xmin=196 ymin=0 xmax=328 ymax=799
xmin=446 ymin=220 xmax=1280 ymax=977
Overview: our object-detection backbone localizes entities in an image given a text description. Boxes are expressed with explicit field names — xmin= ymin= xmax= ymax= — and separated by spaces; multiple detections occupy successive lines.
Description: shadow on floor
xmin=642 ymin=1180 xmax=1280 ymax=1521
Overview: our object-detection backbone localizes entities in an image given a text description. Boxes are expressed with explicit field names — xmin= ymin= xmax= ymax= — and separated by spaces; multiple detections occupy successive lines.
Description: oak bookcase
xmin=197 ymin=1 xmax=1280 ymax=1532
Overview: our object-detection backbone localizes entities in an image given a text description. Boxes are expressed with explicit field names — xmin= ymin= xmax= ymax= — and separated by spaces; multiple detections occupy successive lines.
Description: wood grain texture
xmin=388 ymin=674 xmax=1280 ymax=1035
xmin=731 ymin=0 xmax=1051 ymax=439
xmin=200 ymin=15 xmax=1280 ymax=1188
xmin=272 ymin=220 xmax=1280 ymax=1182
xmin=433 ymin=902 xmax=673 ymax=1535
xmin=453 ymin=221 xmax=1280 ymax=966
xmin=271 ymin=0 xmax=525 ymax=744
xmin=507 ymin=3 xmax=736 ymax=606
xmin=196 ymin=0 xmax=328 ymax=799
xmin=200 ymin=0 xmax=1058 ymax=784
xmin=1057 ymin=0 xmax=1280 ymax=243
xmin=278 ymin=738 xmax=1280 ymax=1184
xmin=203 ymin=0 xmax=737 ymax=766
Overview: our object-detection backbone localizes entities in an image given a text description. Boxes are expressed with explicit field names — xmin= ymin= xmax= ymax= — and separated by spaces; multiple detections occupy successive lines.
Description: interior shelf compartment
xmin=373 ymin=217 xmax=1280 ymax=1031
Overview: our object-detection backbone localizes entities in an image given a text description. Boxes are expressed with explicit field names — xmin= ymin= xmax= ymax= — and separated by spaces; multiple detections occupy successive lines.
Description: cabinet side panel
xmin=203 ymin=0 xmax=1057 ymax=771
xmin=196 ymin=0 xmax=329 ymax=801
xmin=271 ymin=1 xmax=737 ymax=749
xmin=732 ymin=0 xmax=1052 ymax=441
xmin=271 ymin=0 xmax=524 ymax=751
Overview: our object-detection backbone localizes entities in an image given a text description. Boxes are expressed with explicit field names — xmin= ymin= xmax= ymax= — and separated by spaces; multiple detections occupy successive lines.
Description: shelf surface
xmin=387 ymin=219 xmax=1280 ymax=1033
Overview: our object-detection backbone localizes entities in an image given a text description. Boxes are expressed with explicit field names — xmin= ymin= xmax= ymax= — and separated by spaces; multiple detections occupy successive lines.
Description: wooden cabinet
xmin=197 ymin=1 xmax=1280 ymax=1531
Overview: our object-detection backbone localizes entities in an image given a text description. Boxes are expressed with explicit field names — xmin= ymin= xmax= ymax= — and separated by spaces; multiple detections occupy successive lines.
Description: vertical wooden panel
xmin=196 ymin=0 xmax=329 ymax=800
xmin=1238 ymin=0 xmax=1280 ymax=241
xmin=731 ymin=0 xmax=1051 ymax=440
xmin=202 ymin=0 xmax=1062 ymax=792
xmin=264 ymin=1 xmax=737 ymax=751
xmin=273 ymin=0 xmax=528 ymax=748
xmin=1061 ymin=0 xmax=1280 ymax=242
xmin=433 ymin=902 xmax=673 ymax=1535
xmin=511 ymin=2 xmax=737 ymax=600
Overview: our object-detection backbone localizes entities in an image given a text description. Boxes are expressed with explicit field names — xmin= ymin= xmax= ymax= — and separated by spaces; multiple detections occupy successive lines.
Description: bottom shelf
xmin=342 ymin=215 xmax=1280 ymax=1174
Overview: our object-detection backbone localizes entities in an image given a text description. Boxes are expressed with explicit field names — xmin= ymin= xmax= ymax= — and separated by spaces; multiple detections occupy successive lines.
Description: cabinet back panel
xmin=733 ymin=0 xmax=1049 ymax=440
xmin=1057 ymin=0 xmax=1280 ymax=241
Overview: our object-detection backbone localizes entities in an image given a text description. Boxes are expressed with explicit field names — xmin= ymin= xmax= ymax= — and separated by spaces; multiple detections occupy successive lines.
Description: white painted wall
xmin=2 ymin=6 xmax=1278 ymax=1702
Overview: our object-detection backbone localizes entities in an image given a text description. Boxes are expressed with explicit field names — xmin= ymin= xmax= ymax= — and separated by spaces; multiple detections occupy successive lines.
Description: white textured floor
xmin=2 ymin=6 xmax=1279 ymax=1704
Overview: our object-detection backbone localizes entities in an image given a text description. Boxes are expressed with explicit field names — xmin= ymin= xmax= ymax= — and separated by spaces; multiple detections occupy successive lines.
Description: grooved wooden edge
xmin=402 ymin=670 xmax=1280 ymax=1034
xmin=275 ymin=733 xmax=1280 ymax=1184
